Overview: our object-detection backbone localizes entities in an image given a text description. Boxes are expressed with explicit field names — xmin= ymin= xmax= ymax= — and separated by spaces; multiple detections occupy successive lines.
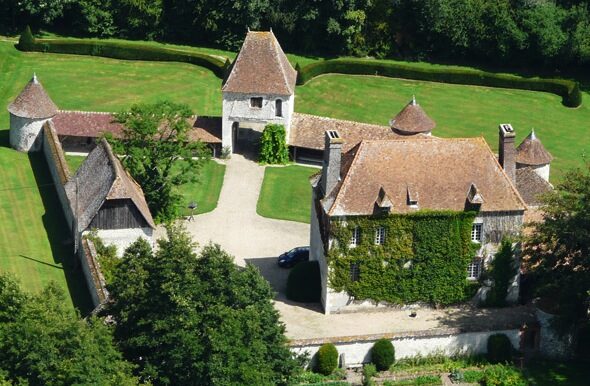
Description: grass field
xmin=0 ymin=133 xmax=91 ymax=311
xmin=66 ymin=155 xmax=225 ymax=217
xmin=257 ymin=165 xmax=318 ymax=223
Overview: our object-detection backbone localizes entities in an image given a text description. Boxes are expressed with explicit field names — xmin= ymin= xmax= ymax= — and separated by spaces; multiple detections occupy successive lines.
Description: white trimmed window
xmin=471 ymin=223 xmax=483 ymax=243
xmin=374 ymin=226 xmax=386 ymax=245
xmin=467 ymin=259 xmax=482 ymax=280
xmin=350 ymin=226 xmax=361 ymax=247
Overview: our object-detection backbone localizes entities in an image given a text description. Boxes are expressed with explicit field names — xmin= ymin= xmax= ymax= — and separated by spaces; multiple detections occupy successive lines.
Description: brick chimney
xmin=498 ymin=123 xmax=516 ymax=184
xmin=321 ymin=130 xmax=343 ymax=197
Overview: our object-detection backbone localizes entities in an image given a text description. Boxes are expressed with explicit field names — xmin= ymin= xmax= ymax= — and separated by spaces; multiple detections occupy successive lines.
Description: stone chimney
xmin=498 ymin=123 xmax=516 ymax=184
xmin=321 ymin=130 xmax=343 ymax=197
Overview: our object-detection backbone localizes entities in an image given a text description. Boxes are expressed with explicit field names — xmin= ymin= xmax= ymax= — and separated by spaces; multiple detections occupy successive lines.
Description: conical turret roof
xmin=8 ymin=74 xmax=58 ymax=119
xmin=516 ymin=130 xmax=553 ymax=166
xmin=389 ymin=96 xmax=436 ymax=134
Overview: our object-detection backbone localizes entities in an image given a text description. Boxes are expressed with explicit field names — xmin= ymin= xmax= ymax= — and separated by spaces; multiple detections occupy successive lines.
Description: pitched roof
xmin=290 ymin=113 xmax=408 ymax=152
xmin=516 ymin=167 xmax=553 ymax=207
xmin=65 ymin=139 xmax=155 ymax=231
xmin=8 ymin=74 xmax=58 ymax=119
xmin=222 ymin=30 xmax=297 ymax=95
xmin=390 ymin=97 xmax=436 ymax=134
xmin=516 ymin=130 xmax=553 ymax=166
xmin=324 ymin=137 xmax=526 ymax=216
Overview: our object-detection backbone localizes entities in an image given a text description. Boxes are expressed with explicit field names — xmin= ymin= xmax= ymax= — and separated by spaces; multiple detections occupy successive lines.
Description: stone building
xmin=221 ymin=30 xmax=297 ymax=153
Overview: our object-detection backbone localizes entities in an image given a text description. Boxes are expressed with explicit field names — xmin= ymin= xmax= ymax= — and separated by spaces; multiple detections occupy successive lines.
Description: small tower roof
xmin=389 ymin=96 xmax=436 ymax=134
xmin=516 ymin=130 xmax=553 ymax=166
xmin=8 ymin=74 xmax=58 ymax=119
xmin=222 ymin=30 xmax=297 ymax=95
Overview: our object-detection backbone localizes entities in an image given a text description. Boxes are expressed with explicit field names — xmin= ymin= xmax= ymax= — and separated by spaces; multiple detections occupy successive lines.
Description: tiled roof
xmin=8 ymin=75 xmax=58 ymax=119
xmin=325 ymin=137 xmax=526 ymax=216
xmin=222 ymin=30 xmax=297 ymax=95
xmin=188 ymin=116 xmax=222 ymax=143
xmin=290 ymin=113 xmax=408 ymax=152
xmin=516 ymin=130 xmax=553 ymax=166
xmin=65 ymin=139 xmax=155 ymax=230
xmin=390 ymin=97 xmax=436 ymax=134
xmin=516 ymin=167 xmax=553 ymax=207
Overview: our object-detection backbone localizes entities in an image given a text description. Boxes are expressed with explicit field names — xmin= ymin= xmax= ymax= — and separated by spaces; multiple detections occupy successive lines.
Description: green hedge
xmin=296 ymin=59 xmax=582 ymax=108
xmin=371 ymin=339 xmax=395 ymax=371
xmin=487 ymin=334 xmax=513 ymax=364
xmin=315 ymin=343 xmax=339 ymax=376
xmin=18 ymin=36 xmax=228 ymax=78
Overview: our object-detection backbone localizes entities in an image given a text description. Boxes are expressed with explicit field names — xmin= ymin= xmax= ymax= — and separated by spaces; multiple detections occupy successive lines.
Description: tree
xmin=0 ymin=274 xmax=137 ymax=385
xmin=485 ymin=239 xmax=516 ymax=307
xmin=109 ymin=101 xmax=210 ymax=223
xmin=105 ymin=226 xmax=298 ymax=385
xmin=525 ymin=162 xmax=590 ymax=330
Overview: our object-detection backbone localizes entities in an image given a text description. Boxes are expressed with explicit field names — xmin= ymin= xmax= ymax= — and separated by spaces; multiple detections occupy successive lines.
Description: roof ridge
xmin=270 ymin=31 xmax=293 ymax=94
xmin=328 ymin=140 xmax=367 ymax=216
xmin=58 ymin=110 xmax=114 ymax=115
xmin=293 ymin=112 xmax=389 ymax=128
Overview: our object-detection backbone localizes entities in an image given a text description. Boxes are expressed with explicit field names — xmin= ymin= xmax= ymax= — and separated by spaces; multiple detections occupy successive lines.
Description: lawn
xmin=296 ymin=74 xmax=590 ymax=181
xmin=65 ymin=155 xmax=225 ymax=217
xmin=0 ymin=133 xmax=91 ymax=312
xmin=257 ymin=165 xmax=318 ymax=223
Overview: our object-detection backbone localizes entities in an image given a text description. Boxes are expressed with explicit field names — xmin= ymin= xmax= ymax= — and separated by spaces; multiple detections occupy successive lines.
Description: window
xmin=250 ymin=97 xmax=263 ymax=108
xmin=471 ymin=223 xmax=483 ymax=243
xmin=350 ymin=227 xmax=361 ymax=247
xmin=374 ymin=226 xmax=386 ymax=245
xmin=350 ymin=263 xmax=360 ymax=282
xmin=275 ymin=99 xmax=283 ymax=117
xmin=467 ymin=259 xmax=481 ymax=280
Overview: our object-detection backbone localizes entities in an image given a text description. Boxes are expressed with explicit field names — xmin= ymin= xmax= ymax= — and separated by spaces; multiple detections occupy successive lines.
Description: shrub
xmin=315 ymin=343 xmax=338 ymax=375
xmin=482 ymin=364 xmax=526 ymax=386
xmin=462 ymin=369 xmax=484 ymax=383
xmin=487 ymin=334 xmax=513 ymax=364
xmin=18 ymin=26 xmax=35 ymax=51
xmin=296 ymin=59 xmax=582 ymax=108
xmin=259 ymin=124 xmax=289 ymax=164
xmin=362 ymin=363 xmax=377 ymax=386
xmin=371 ymin=339 xmax=395 ymax=371
xmin=286 ymin=261 xmax=321 ymax=302
xmin=485 ymin=240 xmax=515 ymax=307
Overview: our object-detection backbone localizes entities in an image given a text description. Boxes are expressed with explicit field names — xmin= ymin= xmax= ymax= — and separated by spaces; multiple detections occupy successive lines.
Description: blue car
xmin=278 ymin=247 xmax=310 ymax=268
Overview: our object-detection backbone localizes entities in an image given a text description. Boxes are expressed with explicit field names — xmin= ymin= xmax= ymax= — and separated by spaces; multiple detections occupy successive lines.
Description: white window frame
xmin=471 ymin=223 xmax=483 ymax=243
xmin=350 ymin=226 xmax=361 ymax=248
xmin=467 ymin=258 xmax=482 ymax=280
xmin=374 ymin=226 xmax=386 ymax=245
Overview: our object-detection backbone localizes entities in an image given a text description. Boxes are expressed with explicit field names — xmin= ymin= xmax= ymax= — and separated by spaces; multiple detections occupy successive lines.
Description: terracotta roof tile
xmin=8 ymin=75 xmax=58 ymax=119
xmin=326 ymin=137 xmax=526 ymax=216
xmin=516 ymin=167 xmax=553 ymax=207
xmin=516 ymin=130 xmax=553 ymax=166
xmin=390 ymin=97 xmax=436 ymax=134
xmin=222 ymin=31 xmax=297 ymax=95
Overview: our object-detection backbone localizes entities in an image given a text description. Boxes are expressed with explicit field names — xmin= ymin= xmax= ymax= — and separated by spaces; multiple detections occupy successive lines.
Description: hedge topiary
xmin=487 ymin=333 xmax=513 ymax=364
xmin=286 ymin=261 xmax=321 ymax=302
xmin=18 ymin=26 xmax=35 ymax=51
xmin=371 ymin=339 xmax=395 ymax=371
xmin=315 ymin=343 xmax=338 ymax=375
xmin=259 ymin=124 xmax=289 ymax=164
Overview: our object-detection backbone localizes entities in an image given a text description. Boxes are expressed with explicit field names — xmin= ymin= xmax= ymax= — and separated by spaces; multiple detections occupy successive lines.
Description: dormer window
xmin=350 ymin=226 xmax=361 ymax=247
xmin=250 ymin=97 xmax=263 ymax=108
xmin=275 ymin=99 xmax=283 ymax=117
xmin=407 ymin=184 xmax=419 ymax=208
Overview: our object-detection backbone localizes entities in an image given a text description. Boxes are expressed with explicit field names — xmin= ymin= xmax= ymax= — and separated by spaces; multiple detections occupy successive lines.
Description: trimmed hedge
xmin=296 ymin=58 xmax=582 ymax=108
xmin=315 ymin=343 xmax=339 ymax=375
xmin=18 ymin=36 xmax=228 ymax=78
xmin=487 ymin=334 xmax=513 ymax=364
xmin=286 ymin=261 xmax=321 ymax=303
xmin=371 ymin=339 xmax=395 ymax=371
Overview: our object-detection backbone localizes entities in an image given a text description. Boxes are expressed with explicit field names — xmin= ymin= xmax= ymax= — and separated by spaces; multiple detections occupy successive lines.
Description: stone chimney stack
xmin=498 ymin=123 xmax=516 ymax=184
xmin=321 ymin=130 xmax=343 ymax=197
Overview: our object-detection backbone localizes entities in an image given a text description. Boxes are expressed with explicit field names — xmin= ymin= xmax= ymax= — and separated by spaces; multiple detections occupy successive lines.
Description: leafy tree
xmin=106 ymin=226 xmax=298 ymax=385
xmin=525 ymin=162 xmax=590 ymax=330
xmin=485 ymin=239 xmax=516 ymax=307
xmin=0 ymin=274 xmax=137 ymax=385
xmin=108 ymin=101 xmax=210 ymax=223
xmin=259 ymin=124 xmax=289 ymax=164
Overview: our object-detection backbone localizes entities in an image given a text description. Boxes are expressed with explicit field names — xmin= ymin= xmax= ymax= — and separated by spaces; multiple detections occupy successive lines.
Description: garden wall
xmin=79 ymin=238 xmax=108 ymax=309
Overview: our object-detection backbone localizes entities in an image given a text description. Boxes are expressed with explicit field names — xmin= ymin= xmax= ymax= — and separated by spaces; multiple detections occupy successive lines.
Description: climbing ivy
xmin=258 ymin=124 xmax=289 ymax=164
xmin=328 ymin=211 xmax=478 ymax=306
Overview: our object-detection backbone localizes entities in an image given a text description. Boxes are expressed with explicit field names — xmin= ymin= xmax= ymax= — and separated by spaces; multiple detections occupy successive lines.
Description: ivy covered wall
xmin=328 ymin=211 xmax=479 ymax=306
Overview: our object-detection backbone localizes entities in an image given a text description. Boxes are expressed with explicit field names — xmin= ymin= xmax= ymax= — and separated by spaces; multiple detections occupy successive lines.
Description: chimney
xmin=498 ymin=123 xmax=516 ymax=184
xmin=321 ymin=130 xmax=343 ymax=197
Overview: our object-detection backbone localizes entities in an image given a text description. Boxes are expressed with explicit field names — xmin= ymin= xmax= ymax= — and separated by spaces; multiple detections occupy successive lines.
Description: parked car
xmin=278 ymin=247 xmax=310 ymax=268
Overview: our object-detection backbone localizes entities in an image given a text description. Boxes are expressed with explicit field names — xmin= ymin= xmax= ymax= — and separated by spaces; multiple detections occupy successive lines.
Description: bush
xmin=17 ymin=36 xmax=227 ymax=78
xmin=482 ymin=364 xmax=526 ymax=386
xmin=462 ymin=369 xmax=484 ymax=383
xmin=487 ymin=334 xmax=513 ymax=364
xmin=286 ymin=261 xmax=321 ymax=302
xmin=371 ymin=339 xmax=395 ymax=371
xmin=315 ymin=343 xmax=339 ymax=375
xmin=363 ymin=363 xmax=377 ymax=386
xmin=18 ymin=26 xmax=35 ymax=51
xmin=259 ymin=124 xmax=289 ymax=164
xmin=296 ymin=59 xmax=582 ymax=108
xmin=485 ymin=240 xmax=515 ymax=307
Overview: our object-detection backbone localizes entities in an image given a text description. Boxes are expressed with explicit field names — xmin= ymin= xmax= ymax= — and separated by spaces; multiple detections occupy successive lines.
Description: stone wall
xmin=535 ymin=307 xmax=573 ymax=360
xmin=89 ymin=227 xmax=154 ymax=257
xmin=78 ymin=238 xmax=108 ymax=308
xmin=290 ymin=329 xmax=521 ymax=367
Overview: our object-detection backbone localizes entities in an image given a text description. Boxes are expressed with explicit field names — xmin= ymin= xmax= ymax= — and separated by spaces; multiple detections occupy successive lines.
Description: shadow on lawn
xmin=28 ymin=152 xmax=93 ymax=315
xmin=0 ymin=129 xmax=9 ymax=148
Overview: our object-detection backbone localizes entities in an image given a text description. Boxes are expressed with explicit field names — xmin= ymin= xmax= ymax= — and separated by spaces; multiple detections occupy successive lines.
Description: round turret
xmin=389 ymin=96 xmax=436 ymax=136
xmin=7 ymin=74 xmax=58 ymax=152
xmin=516 ymin=130 xmax=553 ymax=182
